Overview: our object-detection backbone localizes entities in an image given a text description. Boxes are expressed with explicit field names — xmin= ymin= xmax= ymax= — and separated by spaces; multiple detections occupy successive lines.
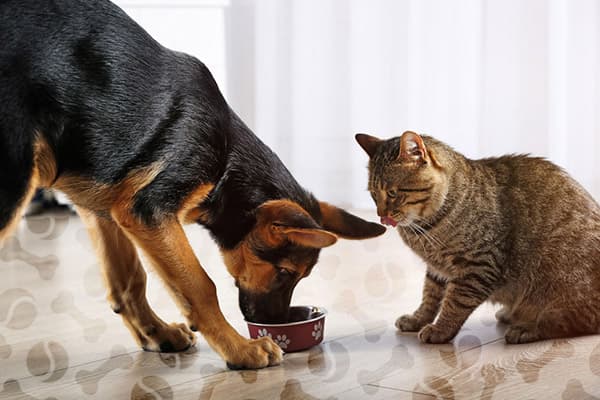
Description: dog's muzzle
xmin=238 ymin=287 xmax=293 ymax=324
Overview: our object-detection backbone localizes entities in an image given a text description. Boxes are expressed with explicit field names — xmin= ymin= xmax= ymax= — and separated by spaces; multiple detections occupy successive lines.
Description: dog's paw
xmin=395 ymin=314 xmax=426 ymax=332
xmin=225 ymin=336 xmax=283 ymax=370
xmin=142 ymin=322 xmax=196 ymax=353
xmin=505 ymin=325 xmax=539 ymax=344
xmin=417 ymin=323 xmax=456 ymax=344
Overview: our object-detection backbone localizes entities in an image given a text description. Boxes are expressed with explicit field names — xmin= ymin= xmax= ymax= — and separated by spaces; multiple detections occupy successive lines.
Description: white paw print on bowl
xmin=312 ymin=321 xmax=323 ymax=341
xmin=257 ymin=328 xmax=272 ymax=338
xmin=274 ymin=335 xmax=291 ymax=349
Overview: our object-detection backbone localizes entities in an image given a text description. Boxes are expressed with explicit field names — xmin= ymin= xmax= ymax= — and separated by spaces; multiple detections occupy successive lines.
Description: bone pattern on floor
xmin=75 ymin=345 xmax=134 ymax=395
xmin=50 ymin=291 xmax=107 ymax=342
xmin=131 ymin=376 xmax=174 ymax=400
xmin=0 ymin=237 xmax=58 ymax=280
xmin=280 ymin=379 xmax=337 ymax=400
xmin=332 ymin=290 xmax=388 ymax=343
xmin=357 ymin=344 xmax=415 ymax=394
xmin=307 ymin=342 xmax=351 ymax=384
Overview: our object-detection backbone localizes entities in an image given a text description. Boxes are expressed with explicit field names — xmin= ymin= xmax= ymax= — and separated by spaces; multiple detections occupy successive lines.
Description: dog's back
xmin=0 ymin=0 xmax=229 ymax=236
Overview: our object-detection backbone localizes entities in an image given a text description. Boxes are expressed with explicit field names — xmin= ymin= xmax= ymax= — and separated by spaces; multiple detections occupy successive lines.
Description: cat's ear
xmin=399 ymin=131 xmax=428 ymax=164
xmin=355 ymin=133 xmax=382 ymax=158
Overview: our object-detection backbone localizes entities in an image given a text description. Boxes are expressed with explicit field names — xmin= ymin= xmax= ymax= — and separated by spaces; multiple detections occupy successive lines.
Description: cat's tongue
xmin=380 ymin=216 xmax=398 ymax=227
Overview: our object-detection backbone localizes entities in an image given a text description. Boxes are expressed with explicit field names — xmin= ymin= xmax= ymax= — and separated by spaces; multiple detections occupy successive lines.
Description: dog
xmin=0 ymin=0 xmax=386 ymax=369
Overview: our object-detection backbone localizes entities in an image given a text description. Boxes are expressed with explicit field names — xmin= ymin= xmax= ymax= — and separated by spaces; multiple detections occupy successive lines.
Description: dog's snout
xmin=238 ymin=288 xmax=292 ymax=324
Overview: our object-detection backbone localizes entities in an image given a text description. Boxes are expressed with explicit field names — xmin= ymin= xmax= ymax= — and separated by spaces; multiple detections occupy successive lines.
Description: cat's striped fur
xmin=356 ymin=131 xmax=600 ymax=344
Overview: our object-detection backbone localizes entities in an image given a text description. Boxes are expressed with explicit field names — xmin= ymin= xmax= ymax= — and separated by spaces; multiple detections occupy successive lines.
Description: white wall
xmin=108 ymin=1 xmax=600 ymax=210
xmin=113 ymin=0 xmax=229 ymax=94
xmin=227 ymin=0 xmax=600 ymax=209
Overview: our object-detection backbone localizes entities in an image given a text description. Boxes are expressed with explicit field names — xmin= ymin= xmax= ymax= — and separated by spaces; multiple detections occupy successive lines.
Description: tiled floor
xmin=1 ymin=210 xmax=599 ymax=399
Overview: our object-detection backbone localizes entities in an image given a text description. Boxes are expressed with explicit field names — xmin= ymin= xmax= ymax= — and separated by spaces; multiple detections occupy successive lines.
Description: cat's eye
xmin=386 ymin=189 xmax=397 ymax=198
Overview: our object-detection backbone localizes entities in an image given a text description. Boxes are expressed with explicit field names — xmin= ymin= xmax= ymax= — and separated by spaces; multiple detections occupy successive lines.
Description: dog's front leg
xmin=111 ymin=208 xmax=283 ymax=369
xmin=77 ymin=207 xmax=196 ymax=352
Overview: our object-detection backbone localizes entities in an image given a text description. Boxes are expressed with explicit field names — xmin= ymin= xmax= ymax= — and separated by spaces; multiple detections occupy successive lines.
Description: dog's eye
xmin=387 ymin=189 xmax=397 ymax=198
xmin=276 ymin=266 xmax=292 ymax=276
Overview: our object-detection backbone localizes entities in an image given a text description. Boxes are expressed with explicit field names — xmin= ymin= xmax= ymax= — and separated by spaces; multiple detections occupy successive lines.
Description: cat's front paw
xmin=417 ymin=323 xmax=456 ymax=344
xmin=505 ymin=324 xmax=540 ymax=344
xmin=395 ymin=314 xmax=427 ymax=332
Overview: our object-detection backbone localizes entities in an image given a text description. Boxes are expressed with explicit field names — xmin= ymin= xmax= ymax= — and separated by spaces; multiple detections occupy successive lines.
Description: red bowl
xmin=246 ymin=306 xmax=327 ymax=353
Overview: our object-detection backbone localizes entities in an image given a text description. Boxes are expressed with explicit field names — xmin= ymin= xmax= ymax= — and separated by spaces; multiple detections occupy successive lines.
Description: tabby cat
xmin=356 ymin=131 xmax=600 ymax=344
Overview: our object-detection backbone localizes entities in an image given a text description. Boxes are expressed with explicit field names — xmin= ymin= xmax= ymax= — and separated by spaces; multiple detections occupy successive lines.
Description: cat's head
xmin=355 ymin=131 xmax=449 ymax=228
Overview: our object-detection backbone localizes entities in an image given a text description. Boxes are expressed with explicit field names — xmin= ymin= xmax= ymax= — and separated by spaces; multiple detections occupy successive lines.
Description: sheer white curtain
xmin=226 ymin=0 xmax=600 ymax=209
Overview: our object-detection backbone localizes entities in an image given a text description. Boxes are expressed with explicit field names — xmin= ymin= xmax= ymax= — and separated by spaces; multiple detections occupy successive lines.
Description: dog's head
xmin=222 ymin=199 xmax=386 ymax=324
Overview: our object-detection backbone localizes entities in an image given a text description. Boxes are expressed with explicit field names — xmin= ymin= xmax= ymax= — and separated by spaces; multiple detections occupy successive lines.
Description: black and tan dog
xmin=0 ymin=0 xmax=385 ymax=369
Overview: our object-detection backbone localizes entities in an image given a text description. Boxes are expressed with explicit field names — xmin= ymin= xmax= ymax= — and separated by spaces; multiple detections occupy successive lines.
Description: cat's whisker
xmin=411 ymin=220 xmax=445 ymax=248
xmin=429 ymin=233 xmax=445 ymax=248
xmin=425 ymin=230 xmax=445 ymax=248
xmin=414 ymin=217 xmax=435 ymax=229
xmin=407 ymin=224 xmax=426 ymax=252
xmin=412 ymin=216 xmax=447 ymax=244
xmin=410 ymin=222 xmax=438 ymax=249
xmin=417 ymin=218 xmax=446 ymax=247
xmin=416 ymin=227 xmax=439 ymax=249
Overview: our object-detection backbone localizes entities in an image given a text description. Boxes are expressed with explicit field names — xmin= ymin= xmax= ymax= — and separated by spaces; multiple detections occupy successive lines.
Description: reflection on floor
xmin=1 ymin=211 xmax=599 ymax=399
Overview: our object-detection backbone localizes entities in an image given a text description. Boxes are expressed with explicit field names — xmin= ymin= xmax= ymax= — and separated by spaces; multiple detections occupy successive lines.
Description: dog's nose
xmin=240 ymin=302 xmax=256 ymax=321
xmin=238 ymin=287 xmax=293 ymax=323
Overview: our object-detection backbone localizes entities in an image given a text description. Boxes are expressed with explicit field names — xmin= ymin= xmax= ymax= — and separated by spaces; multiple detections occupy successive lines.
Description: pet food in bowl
xmin=246 ymin=306 xmax=327 ymax=352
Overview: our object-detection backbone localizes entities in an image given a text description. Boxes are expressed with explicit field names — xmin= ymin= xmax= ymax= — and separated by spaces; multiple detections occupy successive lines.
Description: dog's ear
xmin=355 ymin=133 xmax=382 ymax=158
xmin=319 ymin=202 xmax=386 ymax=239
xmin=256 ymin=200 xmax=338 ymax=248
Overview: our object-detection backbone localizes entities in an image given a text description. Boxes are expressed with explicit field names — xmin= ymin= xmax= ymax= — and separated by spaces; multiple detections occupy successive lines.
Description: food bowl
xmin=246 ymin=306 xmax=327 ymax=352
